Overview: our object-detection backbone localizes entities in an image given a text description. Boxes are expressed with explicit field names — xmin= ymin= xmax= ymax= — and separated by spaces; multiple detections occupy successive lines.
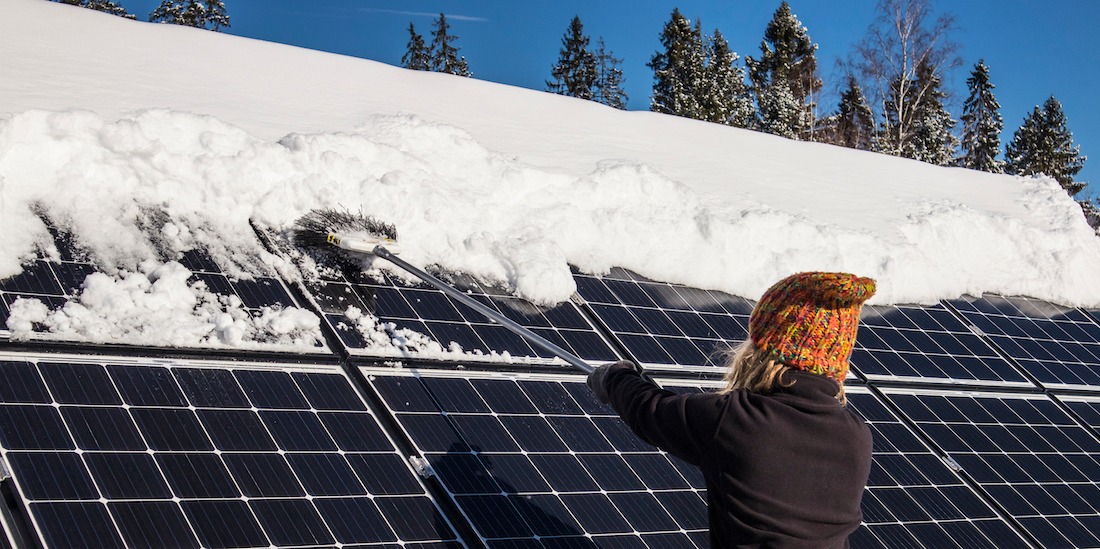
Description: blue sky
xmin=121 ymin=0 xmax=1097 ymax=201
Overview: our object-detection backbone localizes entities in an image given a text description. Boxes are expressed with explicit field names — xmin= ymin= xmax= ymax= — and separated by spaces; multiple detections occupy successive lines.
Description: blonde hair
xmin=717 ymin=340 xmax=847 ymax=406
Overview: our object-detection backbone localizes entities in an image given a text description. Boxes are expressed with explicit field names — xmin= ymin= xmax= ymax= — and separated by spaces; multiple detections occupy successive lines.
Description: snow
xmin=1 ymin=0 xmax=1099 ymax=351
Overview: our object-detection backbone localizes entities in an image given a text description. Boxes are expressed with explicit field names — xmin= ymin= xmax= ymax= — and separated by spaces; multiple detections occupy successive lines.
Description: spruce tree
xmin=149 ymin=0 xmax=229 ymax=31
xmin=908 ymin=60 xmax=957 ymax=165
xmin=546 ymin=16 xmax=598 ymax=100
xmin=57 ymin=0 xmax=135 ymax=19
xmin=833 ymin=75 xmax=875 ymax=150
xmin=1005 ymin=96 xmax=1087 ymax=196
xmin=402 ymin=23 xmax=431 ymax=71
xmin=593 ymin=38 xmax=628 ymax=110
xmin=747 ymin=1 xmax=821 ymax=139
xmin=700 ymin=29 xmax=753 ymax=127
xmin=648 ymin=9 xmax=705 ymax=118
xmin=958 ymin=60 xmax=1004 ymax=172
xmin=430 ymin=13 xmax=471 ymax=77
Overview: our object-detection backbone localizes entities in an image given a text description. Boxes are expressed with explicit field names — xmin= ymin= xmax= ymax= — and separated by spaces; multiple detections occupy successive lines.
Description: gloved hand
xmin=587 ymin=360 xmax=653 ymax=404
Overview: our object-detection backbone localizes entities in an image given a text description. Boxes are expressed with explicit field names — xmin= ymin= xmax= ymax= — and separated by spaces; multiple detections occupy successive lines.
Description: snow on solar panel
xmin=0 ymin=354 xmax=462 ymax=548
xmin=948 ymin=295 xmax=1100 ymax=390
xmin=366 ymin=368 xmax=710 ymax=547
xmin=852 ymin=303 xmax=1032 ymax=386
xmin=884 ymin=388 xmax=1100 ymax=548
xmin=573 ymin=268 xmax=751 ymax=371
xmin=304 ymin=267 xmax=620 ymax=365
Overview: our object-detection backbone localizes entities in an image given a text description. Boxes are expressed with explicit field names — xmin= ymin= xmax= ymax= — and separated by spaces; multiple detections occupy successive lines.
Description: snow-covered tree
xmin=1005 ymin=96 xmax=1087 ymax=196
xmin=701 ymin=29 xmax=754 ymax=127
xmin=648 ymin=9 xmax=705 ymax=118
xmin=430 ymin=13 xmax=471 ymax=77
xmin=958 ymin=59 xmax=1003 ymax=172
xmin=830 ymin=75 xmax=876 ymax=150
xmin=149 ymin=0 xmax=230 ymax=31
xmin=57 ymin=0 xmax=135 ymax=19
xmin=846 ymin=0 xmax=961 ymax=153
xmin=908 ymin=61 xmax=957 ymax=165
xmin=593 ymin=38 xmax=628 ymax=110
xmin=546 ymin=16 xmax=598 ymax=100
xmin=747 ymin=1 xmax=821 ymax=140
xmin=401 ymin=23 xmax=431 ymax=71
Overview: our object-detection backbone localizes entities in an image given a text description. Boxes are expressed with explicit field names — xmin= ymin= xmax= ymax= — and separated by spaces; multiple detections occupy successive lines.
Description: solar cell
xmin=853 ymin=303 xmax=1032 ymax=386
xmin=0 ymin=355 xmax=462 ymax=549
xmin=367 ymin=369 xmax=709 ymax=546
xmin=885 ymin=387 xmax=1100 ymax=548
xmin=303 ymin=267 xmax=620 ymax=365
xmin=574 ymin=269 xmax=751 ymax=371
xmin=949 ymin=295 xmax=1100 ymax=390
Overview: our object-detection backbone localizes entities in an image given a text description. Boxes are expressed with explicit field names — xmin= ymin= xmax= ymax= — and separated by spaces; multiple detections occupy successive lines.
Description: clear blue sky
xmin=122 ymin=0 xmax=1098 ymax=201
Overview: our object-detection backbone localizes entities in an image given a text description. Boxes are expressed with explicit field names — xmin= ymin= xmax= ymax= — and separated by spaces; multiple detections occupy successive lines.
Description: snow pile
xmin=2 ymin=0 xmax=1100 ymax=351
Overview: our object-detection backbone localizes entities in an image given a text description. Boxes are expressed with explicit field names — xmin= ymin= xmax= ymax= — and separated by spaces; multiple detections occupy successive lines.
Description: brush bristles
xmin=291 ymin=209 xmax=398 ymax=250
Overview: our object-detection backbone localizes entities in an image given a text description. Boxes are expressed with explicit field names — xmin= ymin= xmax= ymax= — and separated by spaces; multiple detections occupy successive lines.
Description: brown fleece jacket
xmin=602 ymin=362 xmax=872 ymax=548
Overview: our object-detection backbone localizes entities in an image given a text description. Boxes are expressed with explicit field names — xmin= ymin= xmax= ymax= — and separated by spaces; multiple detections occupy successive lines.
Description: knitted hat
xmin=749 ymin=272 xmax=876 ymax=382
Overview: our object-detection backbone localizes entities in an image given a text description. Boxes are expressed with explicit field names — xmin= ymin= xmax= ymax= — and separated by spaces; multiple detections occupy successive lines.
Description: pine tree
xmin=747 ymin=1 xmax=821 ymax=139
xmin=1005 ymin=96 xmax=1087 ymax=196
xmin=700 ymin=29 xmax=753 ymax=127
xmin=832 ymin=75 xmax=875 ymax=150
xmin=149 ymin=0 xmax=229 ymax=31
xmin=430 ymin=13 xmax=471 ymax=77
xmin=908 ymin=60 xmax=957 ymax=165
xmin=401 ymin=23 xmax=431 ymax=71
xmin=546 ymin=16 xmax=598 ymax=100
xmin=648 ymin=9 xmax=705 ymax=118
xmin=958 ymin=60 xmax=1004 ymax=172
xmin=57 ymin=0 xmax=135 ymax=19
xmin=593 ymin=38 xmax=628 ymax=110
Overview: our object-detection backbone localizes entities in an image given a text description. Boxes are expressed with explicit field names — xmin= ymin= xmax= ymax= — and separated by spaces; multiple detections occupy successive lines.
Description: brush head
xmin=291 ymin=209 xmax=398 ymax=252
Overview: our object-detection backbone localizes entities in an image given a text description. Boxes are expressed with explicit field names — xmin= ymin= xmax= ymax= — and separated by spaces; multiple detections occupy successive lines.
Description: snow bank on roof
xmin=2 ymin=109 xmax=1099 ymax=313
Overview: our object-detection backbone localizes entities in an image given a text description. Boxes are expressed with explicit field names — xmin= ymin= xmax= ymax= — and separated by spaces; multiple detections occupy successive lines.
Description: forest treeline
xmin=52 ymin=0 xmax=1096 ymax=228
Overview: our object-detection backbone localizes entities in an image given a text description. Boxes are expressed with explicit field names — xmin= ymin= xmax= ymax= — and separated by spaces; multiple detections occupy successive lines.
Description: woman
xmin=587 ymin=271 xmax=875 ymax=548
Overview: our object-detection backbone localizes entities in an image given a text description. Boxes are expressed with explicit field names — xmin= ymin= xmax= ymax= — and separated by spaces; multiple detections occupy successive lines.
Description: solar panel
xmin=302 ymin=266 xmax=620 ymax=365
xmin=366 ymin=368 xmax=710 ymax=547
xmin=573 ymin=268 xmax=751 ymax=371
xmin=948 ymin=295 xmax=1100 ymax=390
xmin=844 ymin=387 xmax=1031 ymax=548
xmin=884 ymin=388 xmax=1100 ymax=548
xmin=0 ymin=354 xmax=462 ymax=548
xmin=852 ymin=303 xmax=1032 ymax=386
xmin=0 ymin=249 xmax=318 ymax=351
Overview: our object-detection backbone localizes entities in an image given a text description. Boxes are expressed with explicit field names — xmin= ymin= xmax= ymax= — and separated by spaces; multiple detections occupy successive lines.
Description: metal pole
xmin=372 ymin=246 xmax=595 ymax=374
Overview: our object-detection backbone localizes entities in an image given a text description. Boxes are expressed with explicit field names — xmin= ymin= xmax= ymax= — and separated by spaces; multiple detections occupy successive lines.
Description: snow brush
xmin=291 ymin=209 xmax=594 ymax=374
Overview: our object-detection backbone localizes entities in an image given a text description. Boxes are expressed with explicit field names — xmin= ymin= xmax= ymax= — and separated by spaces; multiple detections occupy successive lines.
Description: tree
xmin=149 ymin=0 xmax=230 ymax=31
xmin=747 ymin=2 xmax=821 ymax=139
xmin=907 ymin=60 xmax=957 ymax=165
xmin=829 ymin=75 xmax=876 ymax=150
xmin=958 ymin=60 xmax=1004 ymax=172
xmin=1005 ymin=96 xmax=1087 ymax=196
xmin=401 ymin=23 xmax=431 ymax=71
xmin=846 ymin=0 xmax=961 ymax=154
xmin=593 ymin=38 xmax=629 ymax=110
xmin=546 ymin=16 xmax=598 ymax=100
xmin=648 ymin=9 xmax=705 ymax=118
xmin=430 ymin=13 xmax=471 ymax=77
xmin=701 ymin=29 xmax=754 ymax=127
xmin=57 ymin=0 xmax=135 ymax=19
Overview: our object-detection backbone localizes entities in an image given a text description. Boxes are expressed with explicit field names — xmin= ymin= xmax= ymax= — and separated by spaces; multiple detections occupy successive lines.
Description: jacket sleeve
xmin=602 ymin=363 xmax=728 ymax=466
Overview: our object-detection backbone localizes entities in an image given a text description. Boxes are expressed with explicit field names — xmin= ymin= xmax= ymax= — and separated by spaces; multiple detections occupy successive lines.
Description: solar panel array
xmin=5 ymin=237 xmax=1100 ymax=548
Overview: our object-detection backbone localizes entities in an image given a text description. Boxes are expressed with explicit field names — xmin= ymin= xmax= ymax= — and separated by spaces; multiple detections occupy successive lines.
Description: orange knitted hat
xmin=748 ymin=272 xmax=876 ymax=382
